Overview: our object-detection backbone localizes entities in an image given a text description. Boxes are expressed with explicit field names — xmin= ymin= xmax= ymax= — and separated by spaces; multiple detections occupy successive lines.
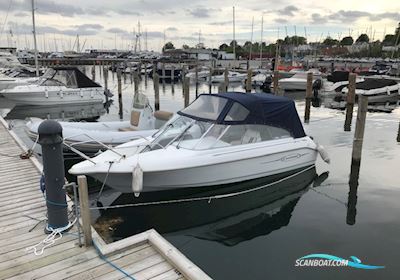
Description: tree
xmin=229 ymin=40 xmax=238 ymax=48
xmin=219 ymin=43 xmax=229 ymax=51
xmin=162 ymin=42 xmax=175 ymax=51
xmin=340 ymin=36 xmax=354 ymax=46
xmin=356 ymin=34 xmax=369 ymax=43
xmin=182 ymin=44 xmax=190 ymax=49
xmin=323 ymin=36 xmax=339 ymax=46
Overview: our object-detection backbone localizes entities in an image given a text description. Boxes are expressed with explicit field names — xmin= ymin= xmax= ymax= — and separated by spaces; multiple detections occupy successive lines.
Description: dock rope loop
xmin=26 ymin=218 xmax=77 ymax=256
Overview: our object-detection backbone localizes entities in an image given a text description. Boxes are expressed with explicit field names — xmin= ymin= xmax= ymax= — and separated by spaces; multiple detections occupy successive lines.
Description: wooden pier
xmin=0 ymin=117 xmax=210 ymax=280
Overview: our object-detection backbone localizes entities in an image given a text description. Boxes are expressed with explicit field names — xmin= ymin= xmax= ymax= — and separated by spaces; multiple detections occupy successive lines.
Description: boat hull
xmin=87 ymin=145 xmax=318 ymax=193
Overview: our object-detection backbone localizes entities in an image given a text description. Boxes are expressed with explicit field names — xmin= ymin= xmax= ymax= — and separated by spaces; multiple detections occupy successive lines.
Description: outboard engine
xmin=312 ymin=79 xmax=322 ymax=98
xmin=261 ymin=75 xmax=273 ymax=93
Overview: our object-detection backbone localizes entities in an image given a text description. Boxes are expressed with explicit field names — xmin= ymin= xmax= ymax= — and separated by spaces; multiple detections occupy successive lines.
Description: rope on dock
xmin=89 ymin=165 xmax=316 ymax=210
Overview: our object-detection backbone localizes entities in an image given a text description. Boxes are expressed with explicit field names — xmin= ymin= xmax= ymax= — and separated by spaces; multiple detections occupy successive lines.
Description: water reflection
xmin=93 ymin=166 xmax=328 ymax=244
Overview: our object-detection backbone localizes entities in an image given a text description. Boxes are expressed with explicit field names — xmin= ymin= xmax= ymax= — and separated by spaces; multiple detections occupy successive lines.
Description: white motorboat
xmin=69 ymin=93 xmax=329 ymax=193
xmin=185 ymin=67 xmax=210 ymax=81
xmin=322 ymin=71 xmax=364 ymax=94
xmin=278 ymin=69 xmax=322 ymax=91
xmin=27 ymin=94 xmax=173 ymax=152
xmin=0 ymin=74 xmax=39 ymax=92
xmin=341 ymin=78 xmax=400 ymax=103
xmin=1 ymin=67 xmax=105 ymax=105
xmin=211 ymin=71 xmax=247 ymax=83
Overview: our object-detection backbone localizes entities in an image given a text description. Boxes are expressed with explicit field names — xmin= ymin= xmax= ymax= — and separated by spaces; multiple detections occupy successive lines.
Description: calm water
xmin=1 ymin=66 xmax=400 ymax=279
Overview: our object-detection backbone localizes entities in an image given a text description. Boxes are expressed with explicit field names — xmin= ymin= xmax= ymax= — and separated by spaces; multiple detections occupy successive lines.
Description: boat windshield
xmin=180 ymin=95 xmax=228 ymax=121
xmin=40 ymin=69 xmax=78 ymax=88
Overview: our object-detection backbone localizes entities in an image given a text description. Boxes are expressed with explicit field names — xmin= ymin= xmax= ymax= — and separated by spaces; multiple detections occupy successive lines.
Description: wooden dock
xmin=0 ymin=116 xmax=211 ymax=280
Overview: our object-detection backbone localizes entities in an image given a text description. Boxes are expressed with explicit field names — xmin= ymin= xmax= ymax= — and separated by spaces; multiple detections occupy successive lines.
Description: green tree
xmin=340 ymin=36 xmax=354 ymax=46
xmin=162 ymin=42 xmax=175 ymax=51
xmin=356 ymin=34 xmax=369 ymax=43
xmin=182 ymin=44 xmax=190 ymax=49
xmin=219 ymin=43 xmax=229 ymax=51
xmin=323 ymin=36 xmax=339 ymax=46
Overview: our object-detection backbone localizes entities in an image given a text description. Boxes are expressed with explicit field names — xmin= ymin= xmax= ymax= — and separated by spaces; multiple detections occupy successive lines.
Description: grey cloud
xmin=8 ymin=21 xmax=100 ymax=36
xmin=14 ymin=12 xmax=28 ymax=17
xmin=166 ymin=27 xmax=178 ymax=32
xmin=73 ymin=24 xmax=104 ymax=30
xmin=275 ymin=18 xmax=289 ymax=24
xmin=107 ymin=28 xmax=129 ymax=35
xmin=185 ymin=7 xmax=219 ymax=18
xmin=113 ymin=9 xmax=142 ymax=16
xmin=311 ymin=13 xmax=327 ymax=24
xmin=147 ymin=31 xmax=164 ymax=38
xmin=277 ymin=5 xmax=299 ymax=16
xmin=208 ymin=21 xmax=231 ymax=26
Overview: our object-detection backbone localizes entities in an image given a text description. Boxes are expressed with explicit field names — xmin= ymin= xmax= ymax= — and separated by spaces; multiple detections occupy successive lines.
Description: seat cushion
xmin=131 ymin=111 xmax=141 ymax=126
xmin=118 ymin=126 xmax=139 ymax=132
xmin=154 ymin=110 xmax=173 ymax=121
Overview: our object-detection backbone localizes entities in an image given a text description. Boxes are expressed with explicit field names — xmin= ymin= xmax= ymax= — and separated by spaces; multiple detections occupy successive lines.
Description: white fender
xmin=317 ymin=144 xmax=330 ymax=164
xmin=132 ymin=163 xmax=143 ymax=197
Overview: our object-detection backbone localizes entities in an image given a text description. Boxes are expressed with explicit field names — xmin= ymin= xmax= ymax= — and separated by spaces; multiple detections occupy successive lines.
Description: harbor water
xmin=1 ymin=66 xmax=400 ymax=279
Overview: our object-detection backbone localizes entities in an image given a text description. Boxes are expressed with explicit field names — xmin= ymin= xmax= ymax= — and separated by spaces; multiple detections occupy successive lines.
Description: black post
xmin=38 ymin=120 xmax=68 ymax=233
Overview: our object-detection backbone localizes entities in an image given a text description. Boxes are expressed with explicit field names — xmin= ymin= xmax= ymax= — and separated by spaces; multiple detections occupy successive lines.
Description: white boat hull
xmin=70 ymin=137 xmax=318 ymax=193
xmin=2 ymin=86 xmax=104 ymax=105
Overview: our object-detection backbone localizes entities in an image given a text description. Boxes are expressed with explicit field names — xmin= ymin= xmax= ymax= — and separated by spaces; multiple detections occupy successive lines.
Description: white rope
xmin=26 ymin=218 xmax=77 ymax=256
xmin=90 ymin=165 xmax=316 ymax=210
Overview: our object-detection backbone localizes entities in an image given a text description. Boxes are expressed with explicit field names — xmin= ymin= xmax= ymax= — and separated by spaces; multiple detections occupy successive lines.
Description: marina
xmin=0 ymin=1 xmax=400 ymax=279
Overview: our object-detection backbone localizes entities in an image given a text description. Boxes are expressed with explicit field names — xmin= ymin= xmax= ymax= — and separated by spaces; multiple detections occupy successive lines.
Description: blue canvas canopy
xmin=178 ymin=92 xmax=306 ymax=138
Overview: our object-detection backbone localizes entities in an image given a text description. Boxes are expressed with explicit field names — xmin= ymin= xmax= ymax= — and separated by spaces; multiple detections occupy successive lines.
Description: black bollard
xmin=38 ymin=120 xmax=69 ymax=233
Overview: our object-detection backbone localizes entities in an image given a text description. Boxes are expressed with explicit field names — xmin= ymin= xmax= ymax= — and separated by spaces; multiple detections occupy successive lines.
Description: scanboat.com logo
xmin=295 ymin=254 xmax=385 ymax=270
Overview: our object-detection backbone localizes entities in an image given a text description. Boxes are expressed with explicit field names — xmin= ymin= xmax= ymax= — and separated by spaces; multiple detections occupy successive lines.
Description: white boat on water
xmin=211 ymin=71 xmax=247 ymax=83
xmin=322 ymin=71 xmax=364 ymax=94
xmin=278 ymin=69 xmax=322 ymax=91
xmin=186 ymin=69 xmax=210 ymax=81
xmin=1 ymin=67 xmax=106 ymax=105
xmin=69 ymin=93 xmax=329 ymax=193
xmin=27 ymin=94 xmax=173 ymax=152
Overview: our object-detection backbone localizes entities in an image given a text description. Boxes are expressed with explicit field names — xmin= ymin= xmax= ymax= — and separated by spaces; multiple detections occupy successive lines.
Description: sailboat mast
xmin=259 ymin=15 xmax=263 ymax=63
xmin=249 ymin=17 xmax=254 ymax=60
xmin=31 ymin=0 xmax=39 ymax=76
xmin=233 ymin=6 xmax=236 ymax=60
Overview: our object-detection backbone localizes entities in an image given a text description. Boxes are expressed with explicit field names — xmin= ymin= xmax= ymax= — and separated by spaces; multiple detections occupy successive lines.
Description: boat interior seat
xmin=241 ymin=128 xmax=262 ymax=144
xmin=118 ymin=111 xmax=141 ymax=131
xmin=154 ymin=110 xmax=173 ymax=121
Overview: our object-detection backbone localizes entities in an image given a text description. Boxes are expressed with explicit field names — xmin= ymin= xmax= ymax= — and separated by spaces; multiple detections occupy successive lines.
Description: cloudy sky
xmin=0 ymin=0 xmax=399 ymax=52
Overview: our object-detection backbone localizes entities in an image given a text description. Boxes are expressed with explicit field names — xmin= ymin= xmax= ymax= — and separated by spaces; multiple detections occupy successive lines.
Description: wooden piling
xmin=397 ymin=120 xmax=400 ymax=143
xmin=133 ymin=71 xmax=139 ymax=95
xmin=183 ymin=77 xmax=190 ymax=107
xmin=153 ymin=73 xmax=160 ymax=111
xmin=246 ymin=69 xmax=252 ymax=93
xmin=304 ymin=72 xmax=313 ymax=123
xmin=91 ymin=65 xmax=95 ymax=81
xmin=195 ymin=65 xmax=199 ymax=98
xmin=77 ymin=175 xmax=92 ymax=247
xmin=117 ymin=69 xmax=123 ymax=120
xmin=224 ymin=68 xmax=229 ymax=92
xmin=344 ymin=73 xmax=357 ymax=131
xmin=103 ymin=66 xmax=108 ymax=90
xmin=347 ymin=160 xmax=360 ymax=225
xmin=171 ymin=65 xmax=175 ymax=81
xmin=209 ymin=67 xmax=213 ymax=94
xmin=273 ymin=70 xmax=279 ymax=95
xmin=162 ymin=63 xmax=166 ymax=80
xmin=351 ymin=95 xmax=368 ymax=163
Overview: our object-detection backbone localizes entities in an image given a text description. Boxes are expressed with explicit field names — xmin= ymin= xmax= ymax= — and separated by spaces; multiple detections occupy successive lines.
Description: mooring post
xmin=224 ymin=68 xmax=229 ymax=92
xmin=103 ymin=66 xmax=108 ymax=90
xmin=153 ymin=72 xmax=160 ymax=111
xmin=195 ymin=64 xmax=199 ymax=98
xmin=162 ymin=63 xmax=166 ymax=80
xmin=397 ymin=120 xmax=400 ymax=143
xmin=344 ymin=73 xmax=357 ymax=131
xmin=138 ymin=62 xmax=142 ymax=78
xmin=347 ymin=160 xmax=360 ymax=225
xmin=38 ymin=120 xmax=69 ymax=233
xmin=91 ymin=64 xmax=95 ymax=81
xmin=209 ymin=66 xmax=213 ymax=94
xmin=133 ymin=71 xmax=139 ymax=95
xmin=183 ymin=76 xmax=190 ymax=107
xmin=77 ymin=175 xmax=92 ymax=247
xmin=246 ymin=69 xmax=252 ymax=93
xmin=171 ymin=65 xmax=175 ymax=82
xmin=351 ymin=95 xmax=368 ymax=164
xmin=273 ymin=70 xmax=279 ymax=95
xmin=144 ymin=62 xmax=148 ymax=78
xmin=117 ymin=69 xmax=123 ymax=120
xmin=304 ymin=72 xmax=313 ymax=123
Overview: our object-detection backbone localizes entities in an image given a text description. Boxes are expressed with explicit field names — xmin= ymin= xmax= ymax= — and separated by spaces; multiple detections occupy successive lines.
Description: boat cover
xmin=179 ymin=92 xmax=306 ymax=138
xmin=327 ymin=71 xmax=349 ymax=83
xmin=43 ymin=67 xmax=101 ymax=88
xmin=355 ymin=79 xmax=397 ymax=90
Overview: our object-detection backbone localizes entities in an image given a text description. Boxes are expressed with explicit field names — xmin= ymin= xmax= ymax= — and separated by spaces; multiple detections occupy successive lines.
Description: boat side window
xmin=180 ymin=95 xmax=227 ymax=120
xmin=224 ymin=102 xmax=249 ymax=121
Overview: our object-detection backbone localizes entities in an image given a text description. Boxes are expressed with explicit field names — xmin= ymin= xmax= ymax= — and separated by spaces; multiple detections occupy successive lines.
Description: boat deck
xmin=0 ymin=116 xmax=209 ymax=280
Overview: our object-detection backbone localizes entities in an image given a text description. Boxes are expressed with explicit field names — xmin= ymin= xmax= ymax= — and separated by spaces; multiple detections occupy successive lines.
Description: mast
xmin=249 ymin=17 xmax=254 ymax=61
xmin=259 ymin=15 xmax=263 ymax=63
xmin=233 ymin=6 xmax=236 ymax=60
xmin=31 ymin=0 xmax=39 ymax=76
